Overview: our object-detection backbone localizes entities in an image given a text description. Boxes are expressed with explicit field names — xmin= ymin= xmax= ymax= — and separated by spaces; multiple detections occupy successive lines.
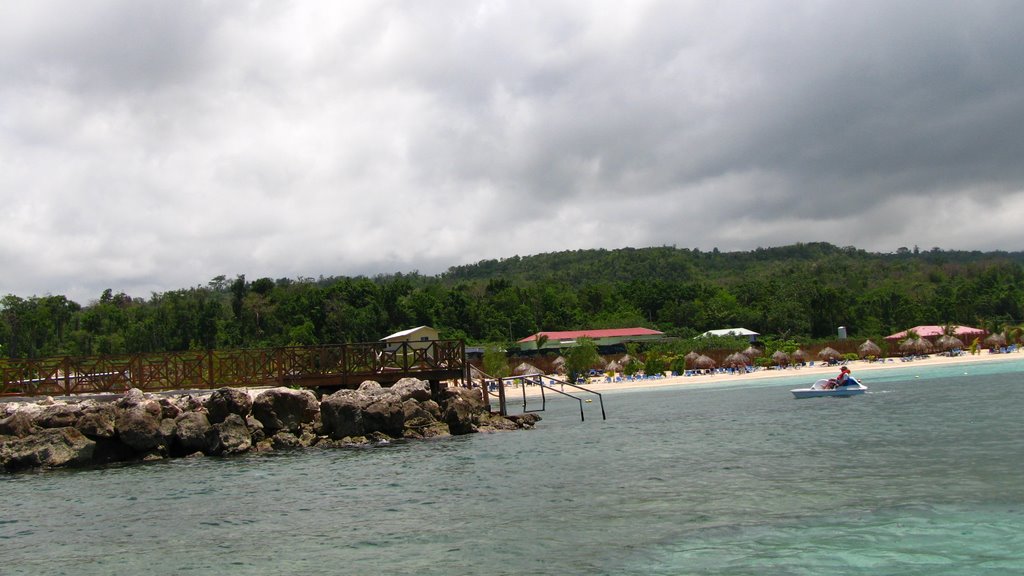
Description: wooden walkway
xmin=0 ymin=340 xmax=466 ymax=397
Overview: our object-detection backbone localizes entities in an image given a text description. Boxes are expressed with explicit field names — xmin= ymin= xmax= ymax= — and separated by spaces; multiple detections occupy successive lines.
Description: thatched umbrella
xmin=723 ymin=352 xmax=750 ymax=367
xmin=771 ymin=350 xmax=791 ymax=366
xmin=858 ymin=339 xmax=882 ymax=358
xmin=900 ymin=337 xmax=931 ymax=355
xmin=792 ymin=349 xmax=809 ymax=363
xmin=692 ymin=354 xmax=716 ymax=370
xmin=985 ymin=333 xmax=1007 ymax=348
xmin=605 ymin=359 xmax=622 ymax=372
xmin=817 ymin=347 xmax=842 ymax=361
xmin=742 ymin=346 xmax=762 ymax=360
xmin=513 ymin=362 xmax=541 ymax=376
xmin=551 ymin=355 xmax=566 ymax=368
xmin=936 ymin=334 xmax=964 ymax=352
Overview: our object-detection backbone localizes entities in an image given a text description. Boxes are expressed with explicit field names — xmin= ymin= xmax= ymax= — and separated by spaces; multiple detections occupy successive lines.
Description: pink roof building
xmin=518 ymin=328 xmax=665 ymax=350
xmin=884 ymin=325 xmax=986 ymax=341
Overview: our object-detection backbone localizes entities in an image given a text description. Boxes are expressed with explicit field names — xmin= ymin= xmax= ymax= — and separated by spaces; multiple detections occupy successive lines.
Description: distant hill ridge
xmin=440 ymin=242 xmax=1024 ymax=287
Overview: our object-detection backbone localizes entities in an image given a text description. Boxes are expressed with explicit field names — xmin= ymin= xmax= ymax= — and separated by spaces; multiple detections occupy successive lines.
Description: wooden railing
xmin=0 ymin=340 xmax=466 ymax=397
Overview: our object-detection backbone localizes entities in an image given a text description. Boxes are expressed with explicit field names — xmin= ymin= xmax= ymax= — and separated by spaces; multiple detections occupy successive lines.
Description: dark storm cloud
xmin=1 ymin=1 xmax=1023 ymax=303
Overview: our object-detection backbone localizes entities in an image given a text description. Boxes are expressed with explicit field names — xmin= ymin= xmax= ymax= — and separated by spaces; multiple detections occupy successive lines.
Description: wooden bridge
xmin=0 ymin=340 xmax=467 ymax=398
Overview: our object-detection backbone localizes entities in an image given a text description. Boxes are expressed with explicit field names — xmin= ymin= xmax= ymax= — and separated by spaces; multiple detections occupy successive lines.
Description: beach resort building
xmin=699 ymin=328 xmax=760 ymax=342
xmin=883 ymin=325 xmax=986 ymax=342
xmin=517 ymin=327 xmax=666 ymax=352
xmin=381 ymin=326 xmax=439 ymax=349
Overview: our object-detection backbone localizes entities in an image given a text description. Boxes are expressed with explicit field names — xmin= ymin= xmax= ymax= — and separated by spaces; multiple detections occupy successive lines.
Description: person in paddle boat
xmin=825 ymin=366 xmax=851 ymax=389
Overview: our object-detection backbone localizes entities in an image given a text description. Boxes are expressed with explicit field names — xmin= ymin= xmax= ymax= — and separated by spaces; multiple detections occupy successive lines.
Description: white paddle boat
xmin=791 ymin=376 xmax=868 ymax=399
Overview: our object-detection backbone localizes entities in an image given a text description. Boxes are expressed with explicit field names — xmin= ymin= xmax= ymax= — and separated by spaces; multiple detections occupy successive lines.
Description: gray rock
xmin=0 ymin=427 xmax=95 ymax=471
xmin=357 ymin=380 xmax=383 ymax=392
xmin=391 ymin=377 xmax=432 ymax=402
xmin=270 ymin=431 xmax=302 ymax=449
xmin=507 ymin=413 xmax=542 ymax=428
xmin=245 ymin=415 xmax=265 ymax=444
xmin=443 ymin=391 xmax=481 ymax=435
xmin=116 ymin=406 xmax=164 ymax=452
xmin=252 ymin=388 xmax=319 ymax=433
xmin=33 ymin=404 xmax=83 ymax=429
xmin=158 ymin=397 xmax=183 ymax=420
xmin=362 ymin=395 xmax=404 ymax=438
xmin=402 ymin=399 xmax=448 ymax=438
xmin=478 ymin=412 xmax=520 ymax=432
xmin=174 ymin=412 xmax=217 ymax=454
xmin=0 ymin=411 xmax=36 ymax=438
xmin=420 ymin=399 xmax=443 ymax=421
xmin=76 ymin=404 xmax=117 ymax=439
xmin=118 ymin=388 xmax=148 ymax=408
xmin=441 ymin=387 xmax=489 ymax=435
xmin=319 ymin=390 xmax=365 ymax=439
xmin=215 ymin=414 xmax=252 ymax=455
xmin=205 ymin=388 xmax=253 ymax=424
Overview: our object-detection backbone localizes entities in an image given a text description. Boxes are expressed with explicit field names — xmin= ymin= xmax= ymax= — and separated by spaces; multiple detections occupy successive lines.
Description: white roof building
xmin=699 ymin=328 xmax=760 ymax=341
xmin=381 ymin=326 xmax=439 ymax=344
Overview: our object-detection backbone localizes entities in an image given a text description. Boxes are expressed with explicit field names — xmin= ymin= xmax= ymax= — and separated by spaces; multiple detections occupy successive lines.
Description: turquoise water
xmin=2 ymin=359 xmax=1023 ymax=575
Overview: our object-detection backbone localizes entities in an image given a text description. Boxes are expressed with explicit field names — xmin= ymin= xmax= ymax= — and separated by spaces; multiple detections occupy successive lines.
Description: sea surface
xmin=2 ymin=358 xmax=1023 ymax=575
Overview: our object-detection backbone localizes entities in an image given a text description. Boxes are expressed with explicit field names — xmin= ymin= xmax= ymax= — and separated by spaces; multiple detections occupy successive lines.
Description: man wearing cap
xmin=826 ymin=366 xmax=851 ymax=389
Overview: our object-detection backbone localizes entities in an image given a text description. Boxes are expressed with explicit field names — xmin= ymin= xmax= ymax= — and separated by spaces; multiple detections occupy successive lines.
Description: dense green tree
xmin=563 ymin=337 xmax=600 ymax=382
xmin=482 ymin=344 xmax=511 ymax=378
xmin=2 ymin=243 xmax=1023 ymax=359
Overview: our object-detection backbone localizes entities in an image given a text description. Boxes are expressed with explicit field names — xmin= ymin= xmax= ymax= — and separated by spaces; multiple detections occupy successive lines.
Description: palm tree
xmin=535 ymin=333 xmax=550 ymax=351
xmin=1003 ymin=323 xmax=1023 ymax=347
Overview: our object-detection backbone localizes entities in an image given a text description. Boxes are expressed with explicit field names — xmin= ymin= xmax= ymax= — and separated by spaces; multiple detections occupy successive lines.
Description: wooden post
xmin=480 ymin=374 xmax=491 ymax=410
xmin=497 ymin=376 xmax=507 ymax=416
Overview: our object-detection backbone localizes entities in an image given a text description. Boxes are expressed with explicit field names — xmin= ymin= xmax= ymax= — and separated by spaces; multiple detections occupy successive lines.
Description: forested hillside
xmin=2 ymin=243 xmax=1023 ymax=358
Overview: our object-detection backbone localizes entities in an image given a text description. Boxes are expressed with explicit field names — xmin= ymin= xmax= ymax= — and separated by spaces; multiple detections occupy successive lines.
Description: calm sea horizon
xmin=3 ymin=358 xmax=1023 ymax=575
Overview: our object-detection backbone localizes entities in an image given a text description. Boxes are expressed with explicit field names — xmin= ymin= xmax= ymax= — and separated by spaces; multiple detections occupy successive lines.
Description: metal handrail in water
xmin=472 ymin=369 xmax=605 ymax=422
xmin=520 ymin=374 xmax=606 ymax=422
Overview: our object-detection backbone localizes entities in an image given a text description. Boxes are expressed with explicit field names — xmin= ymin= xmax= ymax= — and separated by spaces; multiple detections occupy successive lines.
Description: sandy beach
xmin=487 ymin=349 xmax=1024 ymax=399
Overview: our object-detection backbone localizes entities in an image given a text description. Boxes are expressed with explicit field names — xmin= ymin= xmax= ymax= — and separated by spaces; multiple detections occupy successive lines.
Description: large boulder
xmin=442 ymin=387 xmax=486 ymax=435
xmin=205 ymin=388 xmax=253 ymax=424
xmin=76 ymin=404 xmax=117 ymax=439
xmin=0 ymin=427 xmax=95 ymax=471
xmin=0 ymin=411 xmax=36 ymax=438
xmin=390 ymin=378 xmax=432 ymax=402
xmin=362 ymin=394 xmax=405 ymax=437
xmin=251 ymin=388 xmax=318 ymax=433
xmin=215 ymin=413 xmax=252 ymax=455
xmin=402 ymin=399 xmax=449 ymax=439
xmin=33 ymin=404 xmax=83 ymax=429
xmin=320 ymin=390 xmax=367 ymax=439
xmin=116 ymin=405 xmax=164 ymax=452
xmin=173 ymin=412 xmax=217 ymax=455
xmin=320 ymin=388 xmax=405 ymax=439
xmin=117 ymin=388 xmax=148 ymax=408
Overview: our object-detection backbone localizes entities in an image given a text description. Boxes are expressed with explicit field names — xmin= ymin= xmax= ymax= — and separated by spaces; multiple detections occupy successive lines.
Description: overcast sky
xmin=3 ymin=1 xmax=1024 ymax=304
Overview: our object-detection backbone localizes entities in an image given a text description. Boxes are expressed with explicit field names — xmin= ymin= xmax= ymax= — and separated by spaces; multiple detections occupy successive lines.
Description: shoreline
xmin=491 ymin=350 xmax=1024 ymax=398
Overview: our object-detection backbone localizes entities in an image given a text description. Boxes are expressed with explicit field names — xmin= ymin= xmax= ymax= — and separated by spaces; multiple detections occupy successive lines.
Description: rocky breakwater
xmin=0 ymin=378 xmax=539 ymax=473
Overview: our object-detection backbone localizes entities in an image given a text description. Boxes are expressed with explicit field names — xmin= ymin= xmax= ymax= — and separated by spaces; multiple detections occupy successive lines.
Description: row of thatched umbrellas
xmin=502 ymin=334 xmax=1007 ymax=376
xmin=896 ymin=332 xmax=1006 ymax=354
xmin=508 ymin=345 xmax=849 ymax=374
